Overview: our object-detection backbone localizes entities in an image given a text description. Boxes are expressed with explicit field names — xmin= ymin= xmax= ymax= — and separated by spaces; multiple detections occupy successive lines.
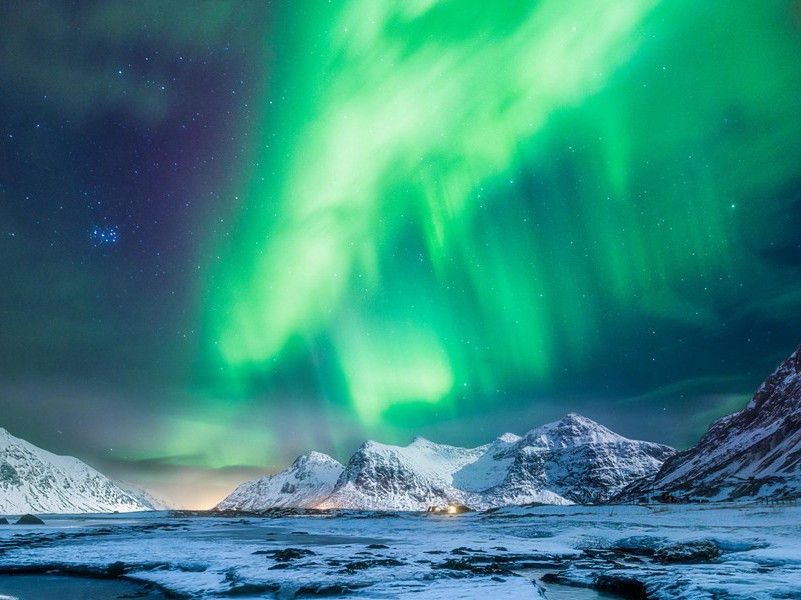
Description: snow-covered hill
xmin=216 ymin=452 xmax=343 ymax=511
xmin=619 ymin=345 xmax=801 ymax=502
xmin=219 ymin=414 xmax=674 ymax=511
xmin=0 ymin=428 xmax=151 ymax=514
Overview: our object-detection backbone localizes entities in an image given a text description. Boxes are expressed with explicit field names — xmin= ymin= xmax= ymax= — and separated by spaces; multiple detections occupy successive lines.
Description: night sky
xmin=2 ymin=1 xmax=801 ymax=508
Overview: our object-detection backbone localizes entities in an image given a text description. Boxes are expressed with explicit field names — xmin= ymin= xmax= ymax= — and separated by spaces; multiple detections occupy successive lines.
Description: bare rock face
xmin=620 ymin=345 xmax=801 ymax=502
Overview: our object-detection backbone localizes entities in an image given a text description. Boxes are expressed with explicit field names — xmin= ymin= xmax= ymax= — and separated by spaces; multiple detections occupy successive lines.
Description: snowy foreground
xmin=0 ymin=504 xmax=799 ymax=599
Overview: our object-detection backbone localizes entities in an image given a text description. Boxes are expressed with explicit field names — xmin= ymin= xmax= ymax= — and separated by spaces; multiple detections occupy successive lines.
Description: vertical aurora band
xmin=204 ymin=0 xmax=801 ymax=428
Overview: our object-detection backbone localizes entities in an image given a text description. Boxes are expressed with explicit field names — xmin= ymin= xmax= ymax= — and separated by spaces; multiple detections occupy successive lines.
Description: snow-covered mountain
xmin=0 ymin=428 xmax=151 ymax=513
xmin=318 ymin=437 xmax=486 ymax=511
xmin=619 ymin=345 xmax=801 ymax=502
xmin=216 ymin=452 xmax=344 ymax=511
xmin=219 ymin=414 xmax=674 ymax=511
xmin=466 ymin=413 xmax=675 ymax=506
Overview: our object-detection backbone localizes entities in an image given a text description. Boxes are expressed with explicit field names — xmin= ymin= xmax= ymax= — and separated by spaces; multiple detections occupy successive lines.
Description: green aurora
xmin=202 ymin=0 xmax=801 ymax=437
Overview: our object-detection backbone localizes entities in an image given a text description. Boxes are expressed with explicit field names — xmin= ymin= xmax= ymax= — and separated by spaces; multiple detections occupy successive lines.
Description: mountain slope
xmin=221 ymin=414 xmax=674 ymax=511
xmin=115 ymin=480 xmax=175 ymax=510
xmin=318 ymin=437 xmax=486 ymax=511
xmin=0 ymin=428 xmax=150 ymax=513
xmin=474 ymin=414 xmax=675 ymax=506
xmin=215 ymin=452 xmax=343 ymax=510
xmin=619 ymin=345 xmax=801 ymax=502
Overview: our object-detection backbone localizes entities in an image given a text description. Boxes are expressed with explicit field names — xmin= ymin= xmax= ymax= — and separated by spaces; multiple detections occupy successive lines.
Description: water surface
xmin=0 ymin=575 xmax=166 ymax=600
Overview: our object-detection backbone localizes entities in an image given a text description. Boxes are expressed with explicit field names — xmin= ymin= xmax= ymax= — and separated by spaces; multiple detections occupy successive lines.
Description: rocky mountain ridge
xmin=218 ymin=413 xmax=676 ymax=511
xmin=619 ymin=345 xmax=801 ymax=502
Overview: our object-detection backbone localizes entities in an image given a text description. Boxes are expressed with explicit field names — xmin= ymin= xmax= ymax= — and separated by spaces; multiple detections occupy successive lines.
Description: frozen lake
xmin=0 ymin=574 xmax=615 ymax=600
xmin=0 ymin=504 xmax=797 ymax=599
xmin=0 ymin=574 xmax=167 ymax=599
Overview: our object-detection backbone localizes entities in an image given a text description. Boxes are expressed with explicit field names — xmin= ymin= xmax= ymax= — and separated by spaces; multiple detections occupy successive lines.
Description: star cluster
xmin=89 ymin=225 xmax=119 ymax=247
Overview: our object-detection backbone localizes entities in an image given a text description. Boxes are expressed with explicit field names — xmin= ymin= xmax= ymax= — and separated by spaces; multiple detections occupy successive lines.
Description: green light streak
xmin=203 ymin=0 xmax=801 ymax=430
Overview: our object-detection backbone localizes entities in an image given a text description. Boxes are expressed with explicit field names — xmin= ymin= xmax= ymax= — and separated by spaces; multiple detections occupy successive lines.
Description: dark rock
xmin=451 ymin=547 xmax=485 ymax=555
xmin=260 ymin=548 xmax=316 ymax=562
xmin=0 ymin=518 xmax=8 ymax=524
xmin=366 ymin=543 xmax=389 ymax=549
xmin=340 ymin=558 xmax=404 ymax=573
xmin=107 ymin=561 xmax=126 ymax=577
xmin=15 ymin=514 xmax=44 ymax=525
xmin=446 ymin=553 xmax=559 ymax=571
xmin=654 ymin=540 xmax=720 ymax=563
xmin=594 ymin=574 xmax=648 ymax=598
xmin=432 ymin=558 xmax=514 ymax=576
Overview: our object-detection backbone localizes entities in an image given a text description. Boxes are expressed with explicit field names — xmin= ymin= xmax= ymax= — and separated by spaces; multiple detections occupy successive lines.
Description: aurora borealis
xmin=2 ymin=1 xmax=801 ymax=507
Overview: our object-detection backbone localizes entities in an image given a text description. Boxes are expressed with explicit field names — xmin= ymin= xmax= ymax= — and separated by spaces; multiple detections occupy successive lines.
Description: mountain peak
xmin=216 ymin=451 xmax=344 ymax=511
xmin=745 ymin=345 xmax=801 ymax=413
xmin=560 ymin=413 xmax=601 ymax=426
xmin=297 ymin=451 xmax=339 ymax=465
xmin=357 ymin=439 xmax=384 ymax=453
xmin=525 ymin=413 xmax=612 ymax=441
